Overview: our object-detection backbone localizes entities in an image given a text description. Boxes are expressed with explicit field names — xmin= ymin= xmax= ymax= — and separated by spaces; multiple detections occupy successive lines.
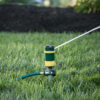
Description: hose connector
xmin=44 ymin=70 xmax=56 ymax=76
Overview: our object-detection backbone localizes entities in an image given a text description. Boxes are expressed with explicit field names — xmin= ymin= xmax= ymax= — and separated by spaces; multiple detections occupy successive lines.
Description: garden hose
xmin=14 ymin=72 xmax=43 ymax=80
xmin=14 ymin=70 xmax=56 ymax=80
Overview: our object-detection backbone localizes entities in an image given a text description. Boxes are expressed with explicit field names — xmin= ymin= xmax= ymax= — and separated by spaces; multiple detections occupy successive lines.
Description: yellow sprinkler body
xmin=44 ymin=45 xmax=56 ymax=67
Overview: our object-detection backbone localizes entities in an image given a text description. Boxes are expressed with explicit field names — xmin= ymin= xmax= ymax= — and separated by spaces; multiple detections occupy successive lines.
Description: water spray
xmin=15 ymin=26 xmax=100 ymax=81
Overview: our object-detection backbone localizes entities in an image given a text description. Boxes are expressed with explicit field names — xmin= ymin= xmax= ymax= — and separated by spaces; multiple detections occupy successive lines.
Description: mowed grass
xmin=0 ymin=32 xmax=100 ymax=100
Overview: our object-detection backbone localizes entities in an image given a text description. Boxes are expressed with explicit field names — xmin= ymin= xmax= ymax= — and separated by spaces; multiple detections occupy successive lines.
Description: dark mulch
xmin=0 ymin=5 xmax=100 ymax=33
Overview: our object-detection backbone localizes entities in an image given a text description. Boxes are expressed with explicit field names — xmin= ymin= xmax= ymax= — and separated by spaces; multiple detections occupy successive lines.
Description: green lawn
xmin=0 ymin=32 xmax=100 ymax=100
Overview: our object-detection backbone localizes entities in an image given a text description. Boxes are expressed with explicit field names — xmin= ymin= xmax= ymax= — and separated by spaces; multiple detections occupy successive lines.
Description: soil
xmin=0 ymin=5 xmax=100 ymax=33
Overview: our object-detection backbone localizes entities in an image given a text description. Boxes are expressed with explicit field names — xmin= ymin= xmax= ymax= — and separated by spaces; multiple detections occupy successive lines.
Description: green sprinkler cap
xmin=45 ymin=45 xmax=54 ymax=51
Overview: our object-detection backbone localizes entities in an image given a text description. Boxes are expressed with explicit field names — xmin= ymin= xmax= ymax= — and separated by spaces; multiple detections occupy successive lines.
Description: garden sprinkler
xmin=15 ymin=26 xmax=100 ymax=81
xmin=44 ymin=45 xmax=56 ymax=81
xmin=14 ymin=45 xmax=56 ymax=81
